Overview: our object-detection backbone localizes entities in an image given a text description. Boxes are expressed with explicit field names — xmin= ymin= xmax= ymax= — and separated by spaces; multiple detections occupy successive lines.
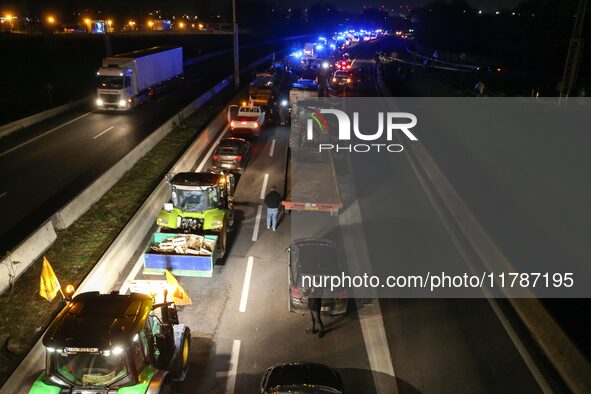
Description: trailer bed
xmin=283 ymin=149 xmax=342 ymax=213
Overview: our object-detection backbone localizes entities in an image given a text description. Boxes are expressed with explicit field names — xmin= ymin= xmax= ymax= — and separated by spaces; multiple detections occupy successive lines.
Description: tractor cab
xmin=153 ymin=172 xmax=235 ymax=265
xmin=29 ymin=291 xmax=190 ymax=393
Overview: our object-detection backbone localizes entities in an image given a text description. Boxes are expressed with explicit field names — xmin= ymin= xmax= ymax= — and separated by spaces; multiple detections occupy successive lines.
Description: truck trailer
xmin=96 ymin=46 xmax=183 ymax=111
xmin=283 ymin=106 xmax=342 ymax=215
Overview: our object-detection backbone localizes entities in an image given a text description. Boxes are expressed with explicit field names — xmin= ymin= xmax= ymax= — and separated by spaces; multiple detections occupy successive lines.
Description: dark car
xmin=330 ymin=71 xmax=353 ymax=88
xmin=287 ymin=239 xmax=348 ymax=315
xmin=260 ymin=362 xmax=344 ymax=394
xmin=212 ymin=137 xmax=251 ymax=173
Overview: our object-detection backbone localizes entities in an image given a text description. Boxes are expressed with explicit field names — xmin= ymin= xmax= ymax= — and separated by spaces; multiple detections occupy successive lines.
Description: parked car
xmin=212 ymin=137 xmax=251 ymax=173
xmin=260 ymin=362 xmax=344 ymax=394
xmin=287 ymin=238 xmax=348 ymax=315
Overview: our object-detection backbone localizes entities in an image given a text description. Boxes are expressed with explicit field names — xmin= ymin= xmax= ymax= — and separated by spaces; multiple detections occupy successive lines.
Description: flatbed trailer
xmin=283 ymin=149 xmax=342 ymax=215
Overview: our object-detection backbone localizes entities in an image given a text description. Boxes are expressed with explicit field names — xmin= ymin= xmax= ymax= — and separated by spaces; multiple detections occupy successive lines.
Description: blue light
xmin=316 ymin=44 xmax=324 ymax=51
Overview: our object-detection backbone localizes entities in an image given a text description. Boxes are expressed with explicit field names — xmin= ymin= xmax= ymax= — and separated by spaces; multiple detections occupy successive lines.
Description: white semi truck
xmin=96 ymin=46 xmax=183 ymax=111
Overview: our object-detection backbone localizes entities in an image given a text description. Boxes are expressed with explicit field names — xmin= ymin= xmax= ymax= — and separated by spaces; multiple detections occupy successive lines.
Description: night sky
xmin=2 ymin=0 xmax=527 ymax=16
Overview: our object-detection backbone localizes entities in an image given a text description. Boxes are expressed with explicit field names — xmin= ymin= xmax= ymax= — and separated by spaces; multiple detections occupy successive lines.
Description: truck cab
xmin=29 ymin=292 xmax=190 ymax=393
xmin=96 ymin=60 xmax=136 ymax=110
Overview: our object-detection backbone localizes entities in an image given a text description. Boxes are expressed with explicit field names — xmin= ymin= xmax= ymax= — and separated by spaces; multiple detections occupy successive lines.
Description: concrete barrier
xmin=0 ymin=97 xmax=90 ymax=139
xmin=53 ymin=52 xmax=272 ymax=230
xmin=51 ymin=76 xmax=232 ymax=230
xmin=0 ymin=54 xmax=272 ymax=392
xmin=0 ymin=101 xmax=230 ymax=394
xmin=374 ymin=70 xmax=591 ymax=392
xmin=0 ymin=221 xmax=57 ymax=294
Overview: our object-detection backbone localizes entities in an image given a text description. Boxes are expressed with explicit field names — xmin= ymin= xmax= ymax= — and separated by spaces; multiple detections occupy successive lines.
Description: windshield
xmin=51 ymin=350 xmax=128 ymax=388
xmin=97 ymin=76 xmax=123 ymax=89
xmin=172 ymin=187 xmax=219 ymax=212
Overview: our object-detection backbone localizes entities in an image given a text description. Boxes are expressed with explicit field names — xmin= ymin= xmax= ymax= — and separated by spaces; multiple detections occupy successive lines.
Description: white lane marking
xmin=260 ymin=173 xmax=269 ymax=199
xmin=196 ymin=126 xmax=228 ymax=172
xmin=356 ymin=300 xmax=398 ymax=393
xmin=0 ymin=111 xmax=93 ymax=158
xmin=269 ymin=139 xmax=276 ymax=157
xmin=0 ymin=192 xmax=6 ymax=199
xmin=339 ymin=200 xmax=398 ymax=393
xmin=396 ymin=138 xmax=552 ymax=392
xmin=92 ymin=126 xmax=114 ymax=140
xmin=118 ymin=255 xmax=145 ymax=294
xmin=224 ymin=339 xmax=241 ymax=394
xmin=156 ymin=95 xmax=168 ymax=103
xmin=239 ymin=256 xmax=254 ymax=312
xmin=252 ymin=205 xmax=262 ymax=241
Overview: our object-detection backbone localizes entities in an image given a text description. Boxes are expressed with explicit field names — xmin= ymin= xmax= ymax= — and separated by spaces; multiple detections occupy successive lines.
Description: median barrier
xmin=0 ymin=54 xmax=272 ymax=392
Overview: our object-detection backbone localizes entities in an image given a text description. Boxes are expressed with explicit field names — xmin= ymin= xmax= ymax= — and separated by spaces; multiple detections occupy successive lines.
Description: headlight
xmin=157 ymin=218 xmax=168 ymax=226
xmin=118 ymin=99 xmax=126 ymax=107
xmin=281 ymin=100 xmax=288 ymax=107
xmin=96 ymin=98 xmax=103 ymax=106
xmin=210 ymin=220 xmax=223 ymax=229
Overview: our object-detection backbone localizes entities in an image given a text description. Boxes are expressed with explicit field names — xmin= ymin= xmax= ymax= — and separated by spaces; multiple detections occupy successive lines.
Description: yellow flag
xmin=165 ymin=270 xmax=192 ymax=306
xmin=40 ymin=257 xmax=61 ymax=302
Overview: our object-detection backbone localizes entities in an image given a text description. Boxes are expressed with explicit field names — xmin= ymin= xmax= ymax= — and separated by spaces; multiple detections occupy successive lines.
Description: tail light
xmin=346 ymin=78 xmax=351 ymax=83
xmin=230 ymin=121 xmax=235 ymax=127
xmin=253 ymin=123 xmax=259 ymax=128
xmin=332 ymin=78 xmax=337 ymax=82
xmin=291 ymin=287 xmax=302 ymax=298
xmin=236 ymin=155 xmax=242 ymax=161
xmin=213 ymin=154 xmax=219 ymax=160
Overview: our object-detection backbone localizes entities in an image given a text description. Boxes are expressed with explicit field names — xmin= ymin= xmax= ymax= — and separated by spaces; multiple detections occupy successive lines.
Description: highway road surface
xmin=0 ymin=44 xmax=280 ymax=255
xmin=6 ymin=37 xmax=575 ymax=393
xmin=94 ymin=39 xmax=568 ymax=393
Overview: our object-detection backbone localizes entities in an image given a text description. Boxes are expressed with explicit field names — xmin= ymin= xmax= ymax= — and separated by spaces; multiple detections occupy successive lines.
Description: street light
xmin=148 ymin=20 xmax=154 ymax=28
xmin=232 ymin=0 xmax=239 ymax=89
xmin=178 ymin=21 xmax=185 ymax=29
xmin=46 ymin=15 xmax=55 ymax=24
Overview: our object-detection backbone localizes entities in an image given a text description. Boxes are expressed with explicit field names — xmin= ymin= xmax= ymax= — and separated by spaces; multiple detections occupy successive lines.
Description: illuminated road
xmin=105 ymin=39 xmax=566 ymax=393
xmin=0 ymin=45 xmax=281 ymax=254
xmin=7 ymin=37 xmax=574 ymax=393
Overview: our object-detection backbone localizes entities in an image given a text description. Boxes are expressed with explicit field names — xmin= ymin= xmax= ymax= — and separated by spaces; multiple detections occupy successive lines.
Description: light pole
xmin=232 ymin=0 xmax=240 ymax=90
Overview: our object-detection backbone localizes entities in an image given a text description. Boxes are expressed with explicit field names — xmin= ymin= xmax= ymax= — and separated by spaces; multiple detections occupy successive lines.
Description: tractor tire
xmin=171 ymin=326 xmax=190 ymax=382
xmin=158 ymin=377 xmax=174 ymax=394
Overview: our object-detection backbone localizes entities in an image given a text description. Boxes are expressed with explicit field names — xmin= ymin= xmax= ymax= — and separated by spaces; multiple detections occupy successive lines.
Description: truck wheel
xmin=171 ymin=327 xmax=190 ymax=382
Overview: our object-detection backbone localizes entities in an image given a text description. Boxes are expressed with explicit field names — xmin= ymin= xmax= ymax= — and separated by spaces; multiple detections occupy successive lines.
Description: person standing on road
xmin=264 ymin=185 xmax=282 ymax=231
xmin=306 ymin=287 xmax=325 ymax=337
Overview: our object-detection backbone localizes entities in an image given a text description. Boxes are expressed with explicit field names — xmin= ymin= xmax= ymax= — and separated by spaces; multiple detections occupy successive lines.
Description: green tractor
xmin=156 ymin=172 xmax=234 ymax=259
xmin=29 ymin=291 xmax=190 ymax=393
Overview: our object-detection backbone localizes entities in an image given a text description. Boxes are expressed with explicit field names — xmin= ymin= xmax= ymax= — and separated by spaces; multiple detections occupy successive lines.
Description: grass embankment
xmin=0 ymin=88 xmax=234 ymax=385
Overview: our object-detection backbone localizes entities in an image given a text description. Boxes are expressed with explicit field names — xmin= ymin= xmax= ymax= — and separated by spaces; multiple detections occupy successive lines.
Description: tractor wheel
xmin=158 ymin=376 xmax=174 ymax=394
xmin=171 ymin=327 xmax=190 ymax=382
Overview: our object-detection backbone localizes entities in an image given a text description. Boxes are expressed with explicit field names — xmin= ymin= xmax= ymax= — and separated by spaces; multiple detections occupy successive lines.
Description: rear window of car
xmin=236 ymin=116 xmax=256 ymax=121
xmin=215 ymin=146 xmax=239 ymax=155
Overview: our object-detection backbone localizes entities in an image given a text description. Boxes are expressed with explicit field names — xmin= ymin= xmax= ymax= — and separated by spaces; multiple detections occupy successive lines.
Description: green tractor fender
xmin=202 ymin=209 xmax=228 ymax=231
xmin=156 ymin=209 xmax=180 ymax=230
xmin=28 ymin=373 xmax=61 ymax=394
